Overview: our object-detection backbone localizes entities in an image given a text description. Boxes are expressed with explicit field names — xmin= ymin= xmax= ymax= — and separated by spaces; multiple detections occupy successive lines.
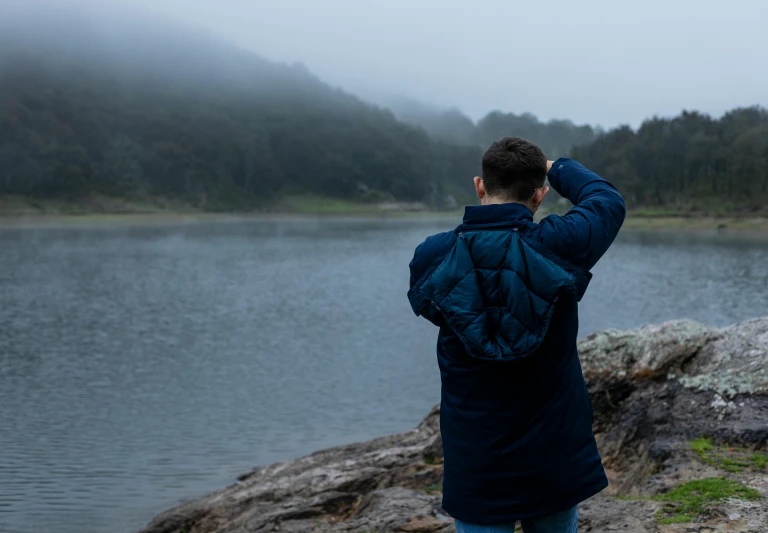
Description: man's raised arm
xmin=538 ymin=158 xmax=626 ymax=271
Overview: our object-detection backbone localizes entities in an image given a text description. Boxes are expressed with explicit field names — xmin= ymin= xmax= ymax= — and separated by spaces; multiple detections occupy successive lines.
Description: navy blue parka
xmin=407 ymin=158 xmax=626 ymax=523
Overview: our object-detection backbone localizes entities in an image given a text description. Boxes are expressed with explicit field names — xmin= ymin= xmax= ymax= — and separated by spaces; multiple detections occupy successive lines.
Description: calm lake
xmin=1 ymin=217 xmax=767 ymax=533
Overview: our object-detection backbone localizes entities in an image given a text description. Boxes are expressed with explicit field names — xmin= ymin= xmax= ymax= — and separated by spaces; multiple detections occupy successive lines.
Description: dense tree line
xmin=0 ymin=57 xmax=483 ymax=209
xmin=0 ymin=4 xmax=482 ymax=209
xmin=1 ymin=4 xmax=765 ymax=213
xmin=387 ymin=98 xmax=598 ymax=160
xmin=572 ymin=108 xmax=768 ymax=212
xmin=375 ymin=98 xmax=768 ymax=214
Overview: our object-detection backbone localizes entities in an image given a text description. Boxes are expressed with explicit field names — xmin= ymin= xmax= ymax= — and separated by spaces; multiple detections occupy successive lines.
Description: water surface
xmin=1 ymin=218 xmax=766 ymax=533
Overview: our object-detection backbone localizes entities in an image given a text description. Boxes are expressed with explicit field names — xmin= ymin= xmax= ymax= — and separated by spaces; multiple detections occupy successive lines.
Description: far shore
xmin=621 ymin=215 xmax=768 ymax=232
xmin=0 ymin=194 xmax=461 ymax=228
xmin=1 ymin=195 xmax=767 ymax=233
xmin=0 ymin=206 xmax=464 ymax=229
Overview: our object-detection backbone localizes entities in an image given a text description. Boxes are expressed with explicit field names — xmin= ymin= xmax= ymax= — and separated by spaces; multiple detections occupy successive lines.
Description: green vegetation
xmin=0 ymin=7 xmax=483 ymax=212
xmin=691 ymin=438 xmax=768 ymax=473
xmin=751 ymin=453 xmax=768 ymax=470
xmin=572 ymin=109 xmax=768 ymax=214
xmin=0 ymin=59 xmax=482 ymax=211
xmin=275 ymin=196 xmax=390 ymax=215
xmin=653 ymin=477 xmax=762 ymax=524
xmin=612 ymin=441 xmax=768 ymax=524
xmin=1 ymin=5 xmax=767 ymax=216
xmin=390 ymin=100 xmax=597 ymax=161
xmin=385 ymin=100 xmax=600 ymax=210
xmin=425 ymin=483 xmax=443 ymax=494
xmin=0 ymin=192 xmax=462 ymax=221
xmin=691 ymin=437 xmax=714 ymax=455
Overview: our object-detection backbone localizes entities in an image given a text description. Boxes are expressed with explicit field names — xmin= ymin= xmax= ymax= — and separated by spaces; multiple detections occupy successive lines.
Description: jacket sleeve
xmin=537 ymin=158 xmax=626 ymax=271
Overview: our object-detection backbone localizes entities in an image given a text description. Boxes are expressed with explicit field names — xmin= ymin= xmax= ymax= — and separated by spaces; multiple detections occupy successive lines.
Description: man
xmin=407 ymin=137 xmax=626 ymax=533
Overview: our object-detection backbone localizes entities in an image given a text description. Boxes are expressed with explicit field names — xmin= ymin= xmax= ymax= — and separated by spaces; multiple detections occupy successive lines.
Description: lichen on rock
xmin=677 ymin=318 xmax=768 ymax=398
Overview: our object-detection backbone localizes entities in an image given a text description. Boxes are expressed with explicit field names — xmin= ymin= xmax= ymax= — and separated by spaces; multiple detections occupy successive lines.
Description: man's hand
xmin=546 ymin=160 xmax=554 ymax=174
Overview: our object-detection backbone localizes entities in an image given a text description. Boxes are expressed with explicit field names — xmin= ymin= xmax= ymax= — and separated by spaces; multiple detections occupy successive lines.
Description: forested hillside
xmin=386 ymin=97 xmax=598 ymax=159
xmin=1 ymin=3 xmax=765 ymax=215
xmin=0 ymin=2 xmax=480 ymax=210
xmin=572 ymin=108 xmax=768 ymax=213
xmin=386 ymin=98 xmax=768 ymax=215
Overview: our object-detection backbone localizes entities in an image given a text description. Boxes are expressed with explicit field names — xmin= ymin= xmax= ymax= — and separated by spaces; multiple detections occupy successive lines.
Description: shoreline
xmin=0 ymin=210 xmax=466 ymax=229
xmin=2 ymin=212 xmax=767 ymax=234
xmin=3 ymin=213 xmax=767 ymax=230
xmin=621 ymin=215 xmax=768 ymax=232
xmin=1 ymin=195 xmax=767 ymax=232
xmin=0 ymin=194 xmax=465 ymax=228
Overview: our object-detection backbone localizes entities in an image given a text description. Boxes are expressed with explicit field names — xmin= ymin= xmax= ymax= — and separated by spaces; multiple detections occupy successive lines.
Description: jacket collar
xmin=462 ymin=203 xmax=534 ymax=227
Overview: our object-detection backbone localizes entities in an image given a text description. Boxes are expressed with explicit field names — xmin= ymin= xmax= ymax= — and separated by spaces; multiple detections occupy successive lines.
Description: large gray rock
xmin=139 ymin=318 xmax=768 ymax=533
xmin=580 ymin=318 xmax=768 ymax=397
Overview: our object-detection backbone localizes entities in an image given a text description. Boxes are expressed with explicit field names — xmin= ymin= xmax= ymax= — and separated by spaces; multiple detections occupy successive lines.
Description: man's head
xmin=474 ymin=137 xmax=549 ymax=210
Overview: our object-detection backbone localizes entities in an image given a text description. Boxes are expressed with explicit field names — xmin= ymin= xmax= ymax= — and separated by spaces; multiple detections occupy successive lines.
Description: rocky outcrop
xmin=140 ymin=318 xmax=768 ymax=533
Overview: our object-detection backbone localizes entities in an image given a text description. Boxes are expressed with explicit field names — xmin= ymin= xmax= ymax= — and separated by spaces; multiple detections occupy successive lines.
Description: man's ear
xmin=533 ymin=185 xmax=550 ymax=208
xmin=473 ymin=176 xmax=485 ymax=200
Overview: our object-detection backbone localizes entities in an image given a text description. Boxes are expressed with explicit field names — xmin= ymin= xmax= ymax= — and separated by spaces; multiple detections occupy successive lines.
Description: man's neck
xmin=482 ymin=197 xmax=535 ymax=212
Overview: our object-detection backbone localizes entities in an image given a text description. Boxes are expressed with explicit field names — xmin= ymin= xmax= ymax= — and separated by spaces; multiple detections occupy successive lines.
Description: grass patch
xmin=277 ymin=195 xmax=381 ymax=215
xmin=691 ymin=438 xmax=768 ymax=473
xmin=653 ymin=477 xmax=762 ymax=524
xmin=751 ymin=453 xmax=768 ymax=470
xmin=425 ymin=483 xmax=443 ymax=494
xmin=720 ymin=457 xmax=752 ymax=473
xmin=273 ymin=195 xmax=465 ymax=217
xmin=691 ymin=437 xmax=714 ymax=455
xmin=0 ymin=193 xmax=437 ymax=219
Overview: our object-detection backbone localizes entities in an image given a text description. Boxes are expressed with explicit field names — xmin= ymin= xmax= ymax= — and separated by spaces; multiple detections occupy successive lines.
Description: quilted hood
xmin=414 ymin=229 xmax=584 ymax=361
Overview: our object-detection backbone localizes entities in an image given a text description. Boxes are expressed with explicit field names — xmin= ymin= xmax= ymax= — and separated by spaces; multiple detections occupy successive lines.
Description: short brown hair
xmin=481 ymin=137 xmax=547 ymax=201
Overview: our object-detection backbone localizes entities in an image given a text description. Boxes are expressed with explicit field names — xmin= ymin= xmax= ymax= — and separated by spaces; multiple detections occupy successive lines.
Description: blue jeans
xmin=454 ymin=505 xmax=578 ymax=533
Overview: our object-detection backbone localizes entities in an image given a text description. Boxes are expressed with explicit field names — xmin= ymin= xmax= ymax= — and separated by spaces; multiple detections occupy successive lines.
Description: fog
xmin=3 ymin=0 xmax=767 ymax=126
xmin=121 ymin=0 xmax=767 ymax=126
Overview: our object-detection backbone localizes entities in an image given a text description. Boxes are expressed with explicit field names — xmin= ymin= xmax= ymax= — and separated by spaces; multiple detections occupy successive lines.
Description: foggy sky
xmin=22 ymin=0 xmax=768 ymax=127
